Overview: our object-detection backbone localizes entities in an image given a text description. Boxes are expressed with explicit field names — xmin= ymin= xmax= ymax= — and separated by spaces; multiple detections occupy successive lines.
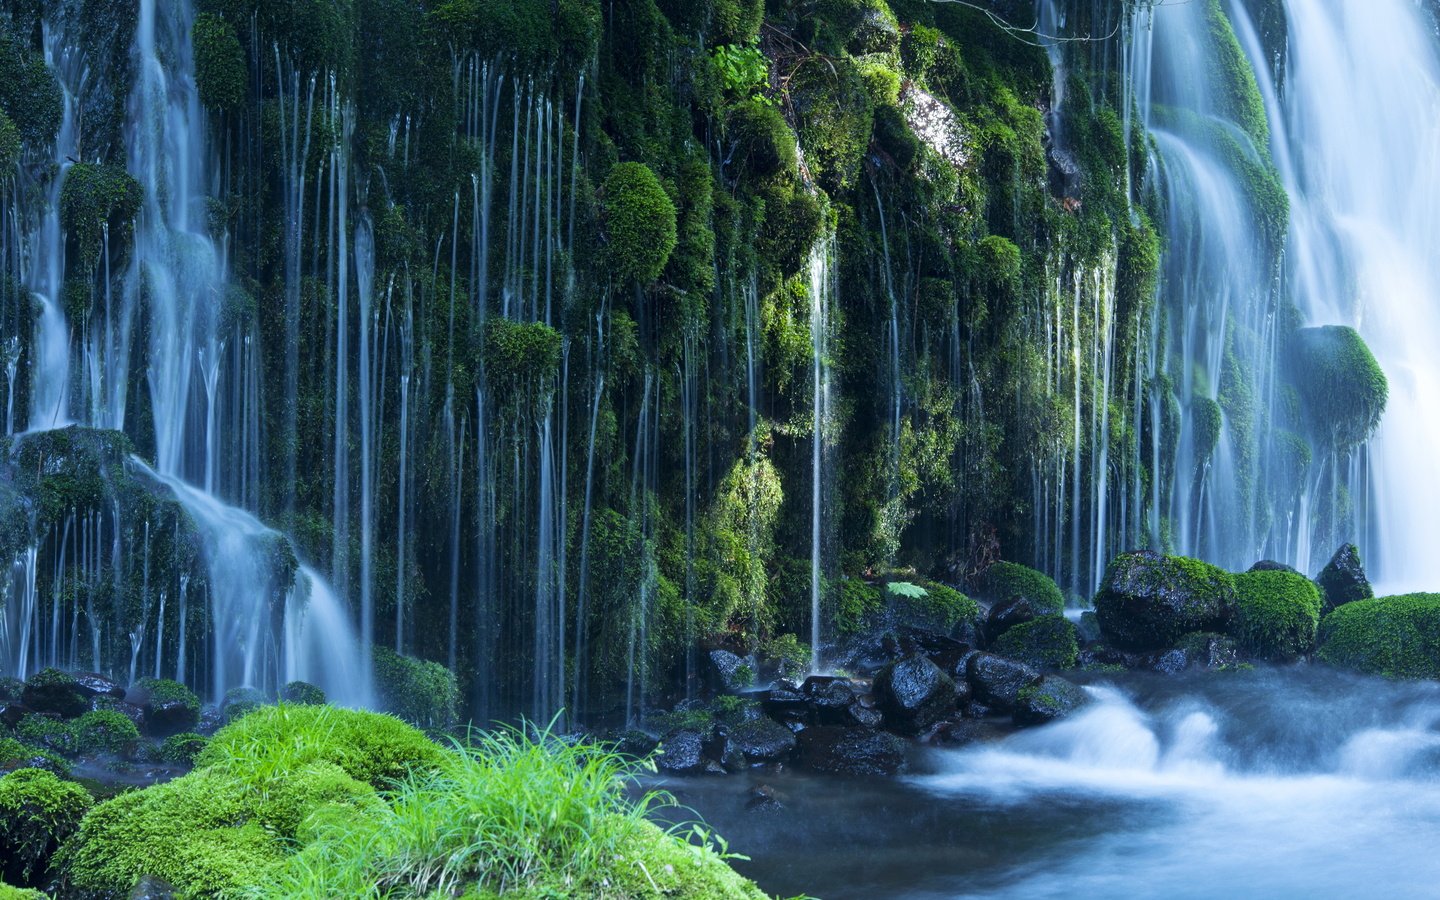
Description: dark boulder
xmin=897 ymin=628 xmax=971 ymax=672
xmin=759 ymin=684 xmax=808 ymax=718
xmin=991 ymin=615 xmax=1079 ymax=669
xmin=657 ymin=729 xmax=710 ymax=775
xmin=1013 ymin=676 xmax=1089 ymax=726
xmin=127 ymin=679 xmax=201 ymax=737
xmin=801 ymin=675 xmax=856 ymax=723
xmin=130 ymin=876 xmax=178 ymax=900
xmin=796 ymin=726 xmax=908 ymax=776
xmin=745 ymin=784 xmax=785 ymax=813
xmin=723 ymin=716 xmax=797 ymax=765
xmin=0 ymin=703 xmax=31 ymax=729
xmin=1315 ymin=543 xmax=1374 ymax=612
xmin=73 ymin=672 xmax=125 ymax=699
xmin=965 ymin=653 xmax=1039 ymax=711
xmin=708 ymin=650 xmax=755 ymax=693
xmin=846 ymin=702 xmax=884 ymax=729
xmin=21 ymin=668 xmax=88 ymax=718
xmin=985 ymin=595 xmax=1042 ymax=642
xmin=1141 ymin=647 xmax=1191 ymax=675
xmin=1093 ymin=551 xmax=1236 ymax=650
xmin=874 ymin=655 xmax=956 ymax=735
xmin=1249 ymin=560 xmax=1301 ymax=575
xmin=924 ymin=719 xmax=984 ymax=747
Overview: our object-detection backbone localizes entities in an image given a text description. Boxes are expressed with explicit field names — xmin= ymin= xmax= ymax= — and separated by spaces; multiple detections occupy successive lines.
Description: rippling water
xmin=660 ymin=669 xmax=1440 ymax=899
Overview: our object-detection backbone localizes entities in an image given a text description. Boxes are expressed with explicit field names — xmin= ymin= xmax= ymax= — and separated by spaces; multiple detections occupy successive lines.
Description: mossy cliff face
xmin=0 ymin=0 xmax=1397 ymax=723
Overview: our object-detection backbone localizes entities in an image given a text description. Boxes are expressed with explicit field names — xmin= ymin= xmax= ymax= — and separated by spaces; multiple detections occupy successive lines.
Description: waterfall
xmin=1269 ymin=0 xmax=1440 ymax=589
xmin=809 ymin=231 xmax=835 ymax=670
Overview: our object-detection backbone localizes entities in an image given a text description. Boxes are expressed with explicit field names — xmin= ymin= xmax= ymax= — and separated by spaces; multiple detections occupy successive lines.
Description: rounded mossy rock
xmin=20 ymin=668 xmax=88 ymax=718
xmin=992 ymin=615 xmax=1079 ymax=669
xmin=1094 ymin=551 xmax=1237 ymax=651
xmin=192 ymin=13 xmax=247 ymax=112
xmin=976 ymin=561 xmax=1065 ymax=616
xmin=1231 ymin=569 xmax=1323 ymax=661
xmin=279 ymin=680 xmax=325 ymax=705
xmin=59 ymin=163 xmax=143 ymax=272
xmin=1287 ymin=326 xmax=1387 ymax=451
xmin=372 ymin=644 xmax=460 ymax=730
xmin=1315 ymin=542 xmax=1374 ymax=612
xmin=601 ymin=161 xmax=677 ymax=286
xmin=0 ymin=767 xmax=92 ymax=887
xmin=0 ymin=738 xmax=69 ymax=778
xmin=727 ymin=99 xmax=797 ymax=182
xmin=72 ymin=709 xmax=141 ymax=758
xmin=1318 ymin=593 xmax=1440 ymax=679
xmin=129 ymin=677 xmax=201 ymax=737
xmin=16 ymin=716 xmax=77 ymax=758
xmin=157 ymin=732 xmax=208 ymax=766
xmin=220 ymin=686 xmax=269 ymax=725
xmin=881 ymin=580 xmax=978 ymax=635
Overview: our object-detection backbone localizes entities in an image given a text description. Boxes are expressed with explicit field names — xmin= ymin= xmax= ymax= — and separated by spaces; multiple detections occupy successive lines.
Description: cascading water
xmin=1267 ymin=0 xmax=1440 ymax=589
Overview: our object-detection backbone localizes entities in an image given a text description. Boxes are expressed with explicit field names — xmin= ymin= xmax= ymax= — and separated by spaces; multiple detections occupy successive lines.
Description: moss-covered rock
xmin=1315 ymin=542 xmax=1375 ymax=612
xmin=59 ymin=163 xmax=143 ymax=272
xmin=20 ymin=668 xmax=88 ymax=719
xmin=1094 ymin=551 xmax=1237 ymax=651
xmin=72 ymin=710 xmax=141 ymax=758
xmin=727 ymin=99 xmax=797 ymax=182
xmin=16 ymin=716 xmax=77 ymax=758
xmin=1013 ymin=675 xmax=1088 ymax=725
xmin=992 ymin=615 xmax=1079 ymax=669
xmin=193 ymin=13 xmax=247 ymax=112
xmin=1231 ymin=569 xmax=1323 ymax=661
xmin=0 ymin=768 xmax=91 ymax=886
xmin=0 ymin=738 xmax=69 ymax=778
xmin=1287 ymin=326 xmax=1388 ymax=451
xmin=1318 ymin=593 xmax=1440 ymax=679
xmin=372 ymin=645 xmax=460 ymax=730
xmin=130 ymin=678 xmax=201 ymax=737
xmin=601 ymin=161 xmax=677 ymax=285
xmin=0 ymin=111 xmax=19 ymax=173
xmin=0 ymin=33 xmax=62 ymax=147
xmin=976 ymin=561 xmax=1064 ymax=616
xmin=279 ymin=681 xmax=325 ymax=705
xmin=482 ymin=317 xmax=563 ymax=396
xmin=157 ymin=732 xmax=209 ymax=766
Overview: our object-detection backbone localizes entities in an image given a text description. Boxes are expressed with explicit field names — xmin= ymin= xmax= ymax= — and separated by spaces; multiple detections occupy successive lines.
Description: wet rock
xmin=875 ymin=655 xmax=956 ymax=735
xmin=708 ymin=650 xmax=755 ymax=693
xmin=1142 ymin=647 xmax=1191 ymax=675
xmin=1177 ymin=632 xmax=1244 ymax=670
xmin=1075 ymin=611 xmax=1103 ymax=644
xmin=965 ymin=653 xmax=1040 ymax=711
xmin=1316 ymin=543 xmax=1374 ymax=612
xmin=611 ymin=729 xmax=660 ymax=759
xmin=924 ymin=719 xmax=984 ymax=747
xmin=723 ymin=716 xmax=797 ymax=765
xmin=796 ymin=726 xmax=908 ymax=776
xmin=21 ymin=668 xmax=88 ymax=718
xmin=961 ymin=700 xmax=992 ymax=719
xmin=91 ymin=697 xmax=146 ymax=729
xmin=745 ymin=783 xmax=785 ymax=813
xmin=1013 ymin=676 xmax=1089 ymax=726
xmin=197 ymin=707 xmax=224 ymax=736
xmin=1249 ymin=560 xmax=1301 ymax=576
xmin=759 ymin=685 xmax=808 ymax=717
xmin=985 ymin=596 xmax=1042 ymax=642
xmin=801 ymin=675 xmax=856 ymax=723
xmin=897 ymin=628 xmax=970 ymax=672
xmin=846 ymin=702 xmax=883 ymax=729
xmin=73 ymin=672 xmax=126 ymax=699
xmin=1094 ymin=551 xmax=1236 ymax=650
xmin=702 ymin=758 xmax=728 ymax=776
xmin=991 ymin=615 xmax=1079 ymax=669
xmin=657 ymin=729 xmax=709 ymax=775
xmin=1076 ymin=644 xmax=1130 ymax=671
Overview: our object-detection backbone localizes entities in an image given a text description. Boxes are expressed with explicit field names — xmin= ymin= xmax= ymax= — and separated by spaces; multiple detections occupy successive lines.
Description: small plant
xmin=710 ymin=43 xmax=774 ymax=105
xmin=762 ymin=633 xmax=812 ymax=678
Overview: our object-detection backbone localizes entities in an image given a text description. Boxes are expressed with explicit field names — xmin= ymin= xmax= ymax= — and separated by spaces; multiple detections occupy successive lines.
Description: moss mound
xmin=0 ymin=768 xmax=91 ymax=886
xmin=978 ymin=561 xmax=1065 ymax=616
xmin=1318 ymin=593 xmax=1440 ymax=679
xmin=72 ymin=710 xmax=141 ymax=758
xmin=193 ymin=12 xmax=247 ymax=111
xmin=601 ymin=161 xmax=678 ymax=285
xmin=992 ymin=615 xmax=1079 ymax=669
xmin=1232 ymin=570 xmax=1323 ymax=661
xmin=1287 ymin=326 xmax=1388 ymax=450
xmin=1094 ymin=552 xmax=1237 ymax=651
xmin=372 ymin=645 xmax=460 ymax=730
xmin=59 ymin=163 xmax=143 ymax=271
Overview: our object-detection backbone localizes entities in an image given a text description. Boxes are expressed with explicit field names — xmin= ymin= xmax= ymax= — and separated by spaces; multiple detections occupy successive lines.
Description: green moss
xmin=1287 ymin=326 xmax=1388 ymax=451
xmin=158 ymin=733 xmax=209 ymax=766
xmin=979 ymin=561 xmax=1064 ymax=615
xmin=873 ymin=103 xmax=919 ymax=169
xmin=135 ymin=678 xmax=201 ymax=720
xmin=0 ymin=111 xmax=19 ymax=174
xmin=1318 ymin=593 xmax=1440 ymax=679
xmin=0 ymin=768 xmax=91 ymax=885
xmin=728 ymin=99 xmax=797 ymax=182
xmin=196 ymin=703 xmax=445 ymax=788
xmin=756 ymin=180 xmax=824 ymax=285
xmin=1193 ymin=395 xmax=1222 ymax=463
xmin=481 ymin=317 xmax=563 ymax=399
xmin=601 ymin=161 xmax=678 ymax=285
xmin=0 ymin=33 xmax=62 ymax=147
xmin=432 ymin=0 xmax=600 ymax=72
xmin=711 ymin=0 xmax=765 ymax=44
xmin=833 ymin=577 xmax=883 ymax=634
xmin=791 ymin=55 xmax=875 ymax=192
xmin=1232 ymin=570 xmax=1322 ymax=661
xmin=72 ymin=710 xmax=141 ymax=758
xmin=371 ymin=646 xmax=460 ymax=730
xmin=60 ymin=163 xmax=143 ymax=272
xmin=0 ymin=882 xmax=47 ymax=899
xmin=279 ymin=681 xmax=326 ymax=705
xmin=760 ymin=633 xmax=811 ymax=679
xmin=17 ymin=716 xmax=77 ymax=758
xmin=886 ymin=580 xmax=979 ymax=634
xmin=0 ymin=739 xmax=69 ymax=778
xmin=1205 ymin=0 xmax=1268 ymax=147
xmin=193 ymin=13 xmax=247 ymax=111
xmin=993 ymin=615 xmax=1079 ymax=669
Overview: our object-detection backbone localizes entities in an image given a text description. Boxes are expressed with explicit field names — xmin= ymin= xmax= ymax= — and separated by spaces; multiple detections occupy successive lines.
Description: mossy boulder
xmin=279 ymin=681 xmax=325 ymax=705
xmin=1287 ymin=326 xmax=1388 ymax=451
xmin=0 ymin=881 xmax=46 ymax=899
xmin=882 ymin=580 xmax=978 ymax=635
xmin=220 ymin=686 xmax=268 ymax=724
xmin=129 ymin=678 xmax=200 ymax=737
xmin=1231 ymin=570 xmax=1323 ymax=661
xmin=193 ymin=13 xmax=246 ymax=112
xmin=976 ymin=561 xmax=1065 ymax=616
xmin=157 ymin=733 xmax=209 ymax=766
xmin=601 ymin=161 xmax=677 ymax=285
xmin=874 ymin=654 xmax=956 ymax=735
xmin=20 ymin=668 xmax=88 ymax=719
xmin=0 ymin=33 xmax=62 ymax=147
xmin=0 ymin=768 xmax=91 ymax=886
xmin=0 ymin=739 xmax=68 ymax=778
xmin=16 ymin=716 xmax=77 ymax=757
xmin=727 ymin=99 xmax=797 ymax=181
xmin=1013 ymin=676 xmax=1088 ymax=726
xmin=1094 ymin=551 xmax=1237 ymax=651
xmin=1318 ymin=593 xmax=1440 ymax=679
xmin=59 ymin=163 xmax=143 ymax=272
xmin=992 ymin=615 xmax=1079 ymax=669
xmin=72 ymin=710 xmax=141 ymax=758
xmin=372 ymin=645 xmax=460 ymax=730
xmin=1315 ymin=543 xmax=1374 ymax=612
xmin=0 ymin=111 xmax=19 ymax=173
